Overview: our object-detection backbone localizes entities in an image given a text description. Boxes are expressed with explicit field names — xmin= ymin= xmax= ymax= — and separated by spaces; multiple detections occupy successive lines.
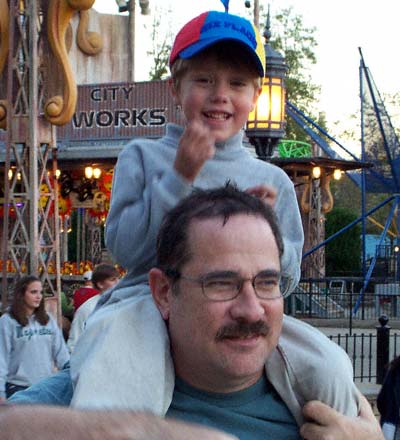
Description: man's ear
xmin=149 ymin=268 xmax=172 ymax=321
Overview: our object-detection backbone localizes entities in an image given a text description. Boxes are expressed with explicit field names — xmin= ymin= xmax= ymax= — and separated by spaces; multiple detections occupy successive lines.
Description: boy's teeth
xmin=205 ymin=112 xmax=228 ymax=120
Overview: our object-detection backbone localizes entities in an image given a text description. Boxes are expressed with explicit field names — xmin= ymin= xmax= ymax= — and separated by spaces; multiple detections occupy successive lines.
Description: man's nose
xmin=229 ymin=281 xmax=265 ymax=321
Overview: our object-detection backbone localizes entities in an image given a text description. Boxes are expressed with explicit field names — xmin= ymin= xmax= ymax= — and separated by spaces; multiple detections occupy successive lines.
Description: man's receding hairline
xmin=186 ymin=212 xmax=278 ymax=241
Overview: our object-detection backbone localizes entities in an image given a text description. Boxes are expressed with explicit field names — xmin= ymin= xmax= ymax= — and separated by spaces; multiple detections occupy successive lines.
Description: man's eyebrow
xmin=255 ymin=269 xmax=281 ymax=278
xmin=202 ymin=269 xmax=282 ymax=279
xmin=202 ymin=271 xmax=238 ymax=279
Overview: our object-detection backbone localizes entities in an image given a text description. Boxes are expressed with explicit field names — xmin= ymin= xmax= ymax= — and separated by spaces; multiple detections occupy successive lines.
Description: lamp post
xmin=246 ymin=7 xmax=287 ymax=160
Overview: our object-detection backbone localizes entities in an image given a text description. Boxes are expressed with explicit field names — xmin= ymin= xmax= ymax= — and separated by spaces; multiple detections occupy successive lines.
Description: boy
xmin=67 ymin=264 xmax=119 ymax=353
xmin=10 ymin=10 xmax=357 ymax=422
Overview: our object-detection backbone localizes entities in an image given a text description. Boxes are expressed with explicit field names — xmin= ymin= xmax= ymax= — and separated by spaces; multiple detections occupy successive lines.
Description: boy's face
xmin=98 ymin=276 xmax=119 ymax=292
xmin=173 ymin=54 xmax=261 ymax=143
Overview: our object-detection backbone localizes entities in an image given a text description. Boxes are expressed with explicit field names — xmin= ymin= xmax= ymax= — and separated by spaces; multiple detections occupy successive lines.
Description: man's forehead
xmin=185 ymin=214 xmax=279 ymax=264
xmin=188 ymin=213 xmax=273 ymax=234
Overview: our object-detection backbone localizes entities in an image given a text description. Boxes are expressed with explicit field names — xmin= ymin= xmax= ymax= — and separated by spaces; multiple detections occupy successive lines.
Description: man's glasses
xmin=165 ymin=269 xmax=292 ymax=301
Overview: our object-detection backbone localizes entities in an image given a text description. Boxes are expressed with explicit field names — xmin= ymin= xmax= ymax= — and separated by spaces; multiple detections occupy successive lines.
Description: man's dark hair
xmin=91 ymin=264 xmax=119 ymax=290
xmin=156 ymin=183 xmax=284 ymax=272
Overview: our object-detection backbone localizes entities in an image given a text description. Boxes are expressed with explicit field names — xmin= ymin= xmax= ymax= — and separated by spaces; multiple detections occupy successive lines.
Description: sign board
xmin=0 ymin=80 xmax=179 ymax=146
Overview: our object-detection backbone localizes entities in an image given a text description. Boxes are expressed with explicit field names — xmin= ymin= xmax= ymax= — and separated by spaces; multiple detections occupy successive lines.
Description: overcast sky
xmin=93 ymin=0 xmax=399 ymax=140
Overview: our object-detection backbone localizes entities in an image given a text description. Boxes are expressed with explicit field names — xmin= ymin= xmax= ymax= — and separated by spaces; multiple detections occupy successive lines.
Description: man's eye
xmin=204 ymin=279 xmax=236 ymax=290
xmin=255 ymin=278 xmax=278 ymax=290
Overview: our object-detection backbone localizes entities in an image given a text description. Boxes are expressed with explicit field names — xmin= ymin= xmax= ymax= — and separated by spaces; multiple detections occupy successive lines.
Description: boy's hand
xmin=174 ymin=121 xmax=216 ymax=182
xmin=300 ymin=394 xmax=384 ymax=440
xmin=246 ymin=185 xmax=277 ymax=208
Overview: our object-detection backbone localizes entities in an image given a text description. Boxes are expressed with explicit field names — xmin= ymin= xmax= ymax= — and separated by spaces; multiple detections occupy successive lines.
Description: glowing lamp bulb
xmin=85 ymin=166 xmax=93 ymax=179
xmin=333 ymin=169 xmax=342 ymax=180
xmin=312 ymin=166 xmax=321 ymax=179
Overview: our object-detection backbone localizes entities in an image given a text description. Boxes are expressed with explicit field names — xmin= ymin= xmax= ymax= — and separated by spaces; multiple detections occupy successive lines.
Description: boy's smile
xmin=175 ymin=56 xmax=261 ymax=143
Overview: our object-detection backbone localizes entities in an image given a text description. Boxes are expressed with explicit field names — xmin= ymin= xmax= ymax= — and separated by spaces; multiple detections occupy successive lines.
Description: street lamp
xmin=246 ymin=7 xmax=287 ymax=160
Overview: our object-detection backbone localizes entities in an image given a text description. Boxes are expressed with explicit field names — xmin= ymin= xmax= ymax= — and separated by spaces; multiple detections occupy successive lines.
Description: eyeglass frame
xmin=165 ymin=268 xmax=292 ymax=301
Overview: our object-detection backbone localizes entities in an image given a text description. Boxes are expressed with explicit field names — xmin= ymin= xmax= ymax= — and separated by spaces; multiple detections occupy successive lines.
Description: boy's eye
xmin=194 ymin=76 xmax=212 ymax=84
xmin=230 ymin=79 xmax=248 ymax=87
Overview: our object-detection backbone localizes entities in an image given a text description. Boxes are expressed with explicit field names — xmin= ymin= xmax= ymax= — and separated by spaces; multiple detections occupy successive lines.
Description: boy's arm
xmin=106 ymin=123 xmax=215 ymax=276
xmin=105 ymin=142 xmax=192 ymax=273
xmin=270 ymin=178 xmax=304 ymax=293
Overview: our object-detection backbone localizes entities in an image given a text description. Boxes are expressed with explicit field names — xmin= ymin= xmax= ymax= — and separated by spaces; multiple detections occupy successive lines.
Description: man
xmin=147 ymin=184 xmax=299 ymax=437
xmin=1 ymin=186 xmax=383 ymax=439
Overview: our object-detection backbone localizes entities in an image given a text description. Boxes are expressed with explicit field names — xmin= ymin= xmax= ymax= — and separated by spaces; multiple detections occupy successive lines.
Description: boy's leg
xmin=70 ymin=285 xmax=174 ymax=414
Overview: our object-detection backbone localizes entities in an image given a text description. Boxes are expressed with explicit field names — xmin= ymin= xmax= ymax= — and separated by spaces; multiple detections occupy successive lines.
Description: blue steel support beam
xmin=303 ymin=195 xmax=396 ymax=259
xmin=353 ymin=196 xmax=399 ymax=314
xmin=286 ymin=101 xmax=391 ymax=191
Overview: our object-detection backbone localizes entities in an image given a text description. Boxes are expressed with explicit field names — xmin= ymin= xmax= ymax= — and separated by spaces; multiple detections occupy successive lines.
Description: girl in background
xmin=0 ymin=275 xmax=69 ymax=400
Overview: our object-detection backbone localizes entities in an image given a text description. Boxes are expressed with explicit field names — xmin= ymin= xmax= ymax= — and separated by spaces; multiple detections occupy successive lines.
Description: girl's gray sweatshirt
xmin=0 ymin=312 xmax=69 ymax=398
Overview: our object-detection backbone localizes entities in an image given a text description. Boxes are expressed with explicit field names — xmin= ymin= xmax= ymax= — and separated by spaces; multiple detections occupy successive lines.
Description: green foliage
xmin=325 ymin=207 xmax=361 ymax=276
xmin=268 ymin=7 xmax=324 ymax=141
xmin=146 ymin=6 xmax=173 ymax=81
xmin=331 ymin=175 xmax=393 ymax=236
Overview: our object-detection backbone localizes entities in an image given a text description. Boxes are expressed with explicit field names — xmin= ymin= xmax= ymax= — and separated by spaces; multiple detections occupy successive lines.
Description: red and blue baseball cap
xmin=169 ymin=11 xmax=266 ymax=77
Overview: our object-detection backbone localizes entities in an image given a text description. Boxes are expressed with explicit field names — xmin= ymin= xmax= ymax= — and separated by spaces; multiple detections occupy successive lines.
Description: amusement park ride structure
xmin=0 ymin=0 xmax=103 ymax=312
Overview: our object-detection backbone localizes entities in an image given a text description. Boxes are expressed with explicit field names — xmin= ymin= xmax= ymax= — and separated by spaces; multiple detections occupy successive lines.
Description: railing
xmin=285 ymin=277 xmax=400 ymax=321
xmin=327 ymin=317 xmax=400 ymax=383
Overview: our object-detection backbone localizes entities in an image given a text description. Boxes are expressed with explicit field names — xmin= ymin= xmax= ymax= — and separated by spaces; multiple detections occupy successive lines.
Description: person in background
xmin=60 ymin=290 xmax=74 ymax=341
xmin=67 ymin=264 xmax=119 ymax=353
xmin=377 ymin=355 xmax=400 ymax=440
xmin=0 ymin=275 xmax=69 ymax=401
xmin=72 ymin=270 xmax=99 ymax=311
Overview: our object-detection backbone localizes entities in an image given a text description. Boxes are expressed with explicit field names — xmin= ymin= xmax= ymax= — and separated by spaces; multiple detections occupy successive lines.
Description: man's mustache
xmin=215 ymin=320 xmax=269 ymax=341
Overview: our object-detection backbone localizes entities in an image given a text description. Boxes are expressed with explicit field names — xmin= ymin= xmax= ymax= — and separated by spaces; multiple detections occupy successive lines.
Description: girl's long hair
xmin=10 ymin=275 xmax=49 ymax=326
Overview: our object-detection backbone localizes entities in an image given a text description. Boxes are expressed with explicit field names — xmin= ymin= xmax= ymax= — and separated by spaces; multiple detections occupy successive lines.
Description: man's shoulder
xmin=279 ymin=315 xmax=353 ymax=370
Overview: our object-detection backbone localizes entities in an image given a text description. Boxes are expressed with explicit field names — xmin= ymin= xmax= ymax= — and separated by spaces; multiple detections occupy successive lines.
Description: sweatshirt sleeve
xmin=49 ymin=317 xmax=70 ymax=370
xmin=0 ymin=315 xmax=12 ymax=398
xmin=67 ymin=305 xmax=90 ymax=354
xmin=273 ymin=176 xmax=304 ymax=294
xmin=105 ymin=142 xmax=192 ymax=273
